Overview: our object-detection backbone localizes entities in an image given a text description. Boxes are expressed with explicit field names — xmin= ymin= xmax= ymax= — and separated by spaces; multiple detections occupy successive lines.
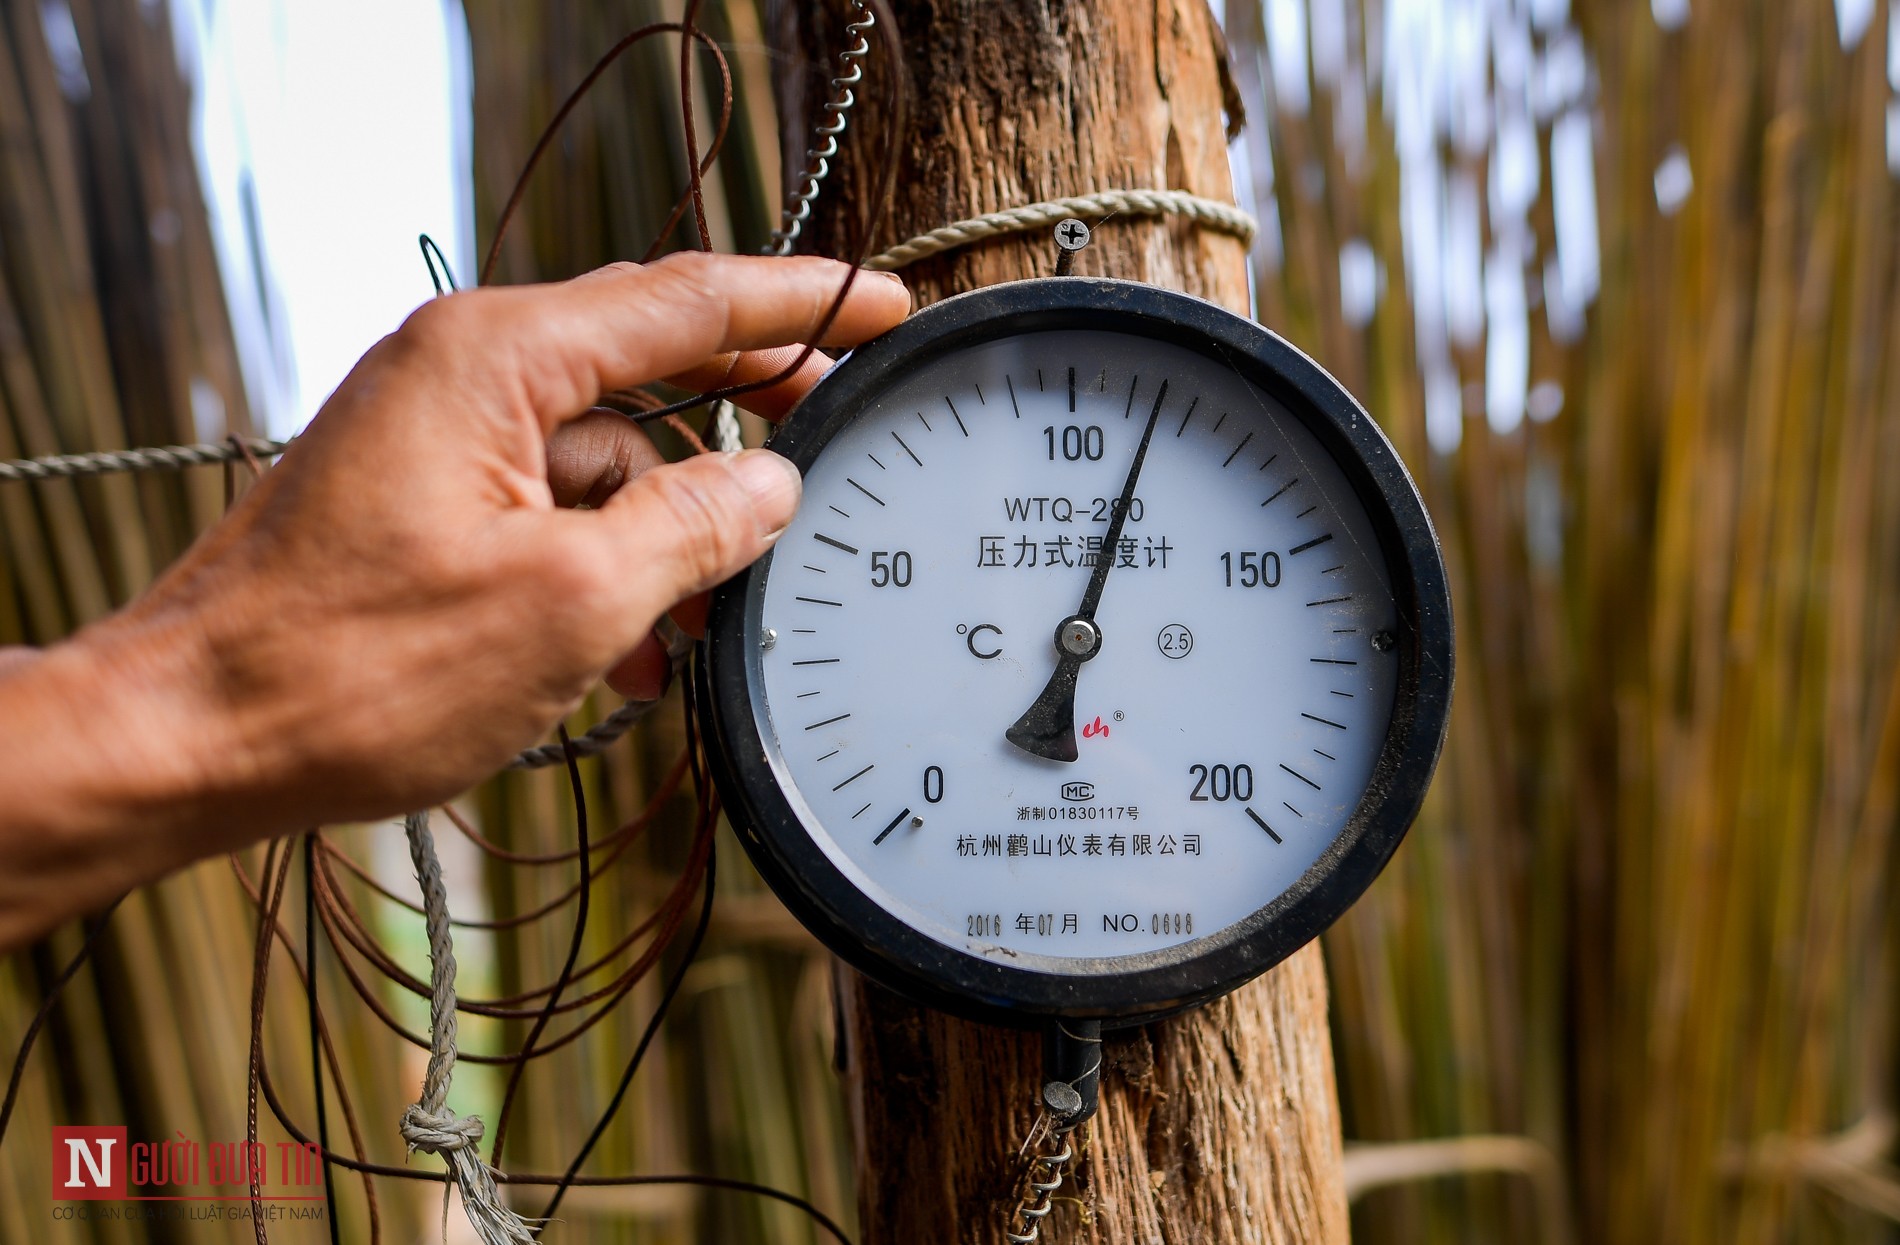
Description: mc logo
xmin=51 ymin=1127 xmax=126 ymax=1200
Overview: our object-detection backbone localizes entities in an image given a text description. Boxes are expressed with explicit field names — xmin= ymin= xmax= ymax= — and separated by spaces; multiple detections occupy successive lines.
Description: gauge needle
xmin=1005 ymin=381 xmax=1169 ymax=762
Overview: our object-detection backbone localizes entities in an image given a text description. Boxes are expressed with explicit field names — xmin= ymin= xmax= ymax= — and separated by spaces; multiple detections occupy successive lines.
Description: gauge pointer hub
xmin=1005 ymin=380 xmax=1169 ymax=762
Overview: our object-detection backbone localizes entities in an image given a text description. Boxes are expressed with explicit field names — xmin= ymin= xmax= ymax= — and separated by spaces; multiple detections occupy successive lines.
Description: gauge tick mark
xmin=847 ymin=478 xmax=886 ymax=507
xmin=1262 ymin=477 xmax=1300 ymax=508
xmin=1007 ymin=376 xmax=1021 ymax=418
xmin=1302 ymin=713 xmax=1348 ymax=729
xmin=891 ymin=430 xmax=923 ymax=466
xmin=945 ymin=396 xmax=969 ymax=436
xmin=1244 ymin=807 xmax=1283 ymax=844
xmin=1307 ymin=595 xmax=1352 ymax=608
xmin=1174 ymin=396 xmax=1200 ymax=436
xmin=805 ymin=713 xmax=851 ymax=730
xmin=1068 ymin=367 xmax=1076 ymax=412
xmin=1221 ymin=432 xmax=1254 ymax=468
xmin=795 ymin=596 xmax=844 ymax=608
xmin=873 ymin=808 xmax=911 ymax=845
xmin=1289 ymin=533 xmax=1334 ymax=556
xmin=867 ymin=453 xmax=886 ymax=470
xmin=1280 ymin=764 xmax=1323 ymax=791
xmin=832 ymin=764 xmax=875 ymax=792
xmin=793 ymin=658 xmax=841 ymax=667
xmin=1124 ymin=375 xmax=1140 ymax=419
xmin=814 ymin=533 xmax=859 ymax=555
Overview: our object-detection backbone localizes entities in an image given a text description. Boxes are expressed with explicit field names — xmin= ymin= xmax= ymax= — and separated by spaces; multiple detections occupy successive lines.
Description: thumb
xmin=586 ymin=448 xmax=803 ymax=617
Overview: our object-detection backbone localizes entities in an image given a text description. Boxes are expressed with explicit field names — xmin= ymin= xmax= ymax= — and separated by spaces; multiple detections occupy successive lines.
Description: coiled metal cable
xmin=765 ymin=1 xmax=874 ymax=257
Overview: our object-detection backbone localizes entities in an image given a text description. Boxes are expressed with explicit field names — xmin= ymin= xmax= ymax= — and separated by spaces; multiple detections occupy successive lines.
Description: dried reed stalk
xmin=1230 ymin=1 xmax=1900 ymax=1242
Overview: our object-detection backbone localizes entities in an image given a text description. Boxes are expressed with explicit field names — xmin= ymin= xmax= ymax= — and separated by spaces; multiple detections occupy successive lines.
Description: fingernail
xmin=873 ymin=269 xmax=906 ymax=283
xmin=729 ymin=449 xmax=802 ymax=534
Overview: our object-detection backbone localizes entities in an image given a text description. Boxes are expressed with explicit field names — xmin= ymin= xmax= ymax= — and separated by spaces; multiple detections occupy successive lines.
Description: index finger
xmin=664 ymin=344 xmax=838 ymax=422
xmin=424 ymin=255 xmax=911 ymax=435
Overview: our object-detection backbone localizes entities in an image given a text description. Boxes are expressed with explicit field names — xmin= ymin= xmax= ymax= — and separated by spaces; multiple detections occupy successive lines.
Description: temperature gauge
xmin=696 ymin=278 xmax=1451 ymax=1026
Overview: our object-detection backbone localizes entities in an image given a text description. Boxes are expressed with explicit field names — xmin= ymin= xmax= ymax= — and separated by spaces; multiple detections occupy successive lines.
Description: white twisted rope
xmin=861 ymin=188 xmax=1257 ymax=272
xmin=0 ymin=436 xmax=289 ymax=482
xmin=508 ymin=627 xmax=691 ymax=769
xmin=710 ymin=398 xmax=744 ymax=453
xmin=399 ymin=810 xmax=540 ymax=1244
xmin=0 ymin=191 xmax=1252 ymax=483
xmin=507 ymin=696 xmax=663 ymax=770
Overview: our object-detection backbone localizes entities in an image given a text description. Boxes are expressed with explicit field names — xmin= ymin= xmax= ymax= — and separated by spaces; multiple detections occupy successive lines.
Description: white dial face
xmin=751 ymin=329 xmax=1400 ymax=968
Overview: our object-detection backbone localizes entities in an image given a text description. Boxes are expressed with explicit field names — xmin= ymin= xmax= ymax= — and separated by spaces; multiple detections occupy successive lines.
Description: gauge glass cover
xmin=700 ymin=279 xmax=1451 ymax=1024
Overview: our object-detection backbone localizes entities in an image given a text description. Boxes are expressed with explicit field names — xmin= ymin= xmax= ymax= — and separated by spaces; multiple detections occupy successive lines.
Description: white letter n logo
xmin=64 ymin=1137 xmax=115 ymax=1189
xmin=50 ymin=1127 xmax=125 ymax=1199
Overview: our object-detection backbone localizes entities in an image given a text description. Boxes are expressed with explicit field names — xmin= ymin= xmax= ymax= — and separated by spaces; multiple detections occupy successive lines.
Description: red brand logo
xmin=52 ymin=1127 xmax=126 ymax=1200
xmin=1081 ymin=715 xmax=1110 ymax=739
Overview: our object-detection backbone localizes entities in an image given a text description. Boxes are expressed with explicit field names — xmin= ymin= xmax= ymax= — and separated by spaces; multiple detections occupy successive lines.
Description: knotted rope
xmin=399 ymin=809 xmax=539 ymax=1243
xmin=861 ymin=188 xmax=1257 ymax=272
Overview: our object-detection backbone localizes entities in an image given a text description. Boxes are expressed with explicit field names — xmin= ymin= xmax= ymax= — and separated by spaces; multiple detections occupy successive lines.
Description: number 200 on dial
xmin=698 ymin=279 xmax=1452 ymax=1026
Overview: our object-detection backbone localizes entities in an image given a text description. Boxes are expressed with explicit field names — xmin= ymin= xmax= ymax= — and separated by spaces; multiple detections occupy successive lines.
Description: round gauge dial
xmin=697 ymin=279 xmax=1451 ymax=1026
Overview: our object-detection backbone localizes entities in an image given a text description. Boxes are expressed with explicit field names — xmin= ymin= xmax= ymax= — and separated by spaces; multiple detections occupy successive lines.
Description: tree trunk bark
xmin=769 ymin=3 xmax=1351 ymax=1242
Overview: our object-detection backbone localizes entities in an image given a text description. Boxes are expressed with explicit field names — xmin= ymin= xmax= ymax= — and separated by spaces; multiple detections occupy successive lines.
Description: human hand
xmin=25 ymin=255 xmax=907 ymax=873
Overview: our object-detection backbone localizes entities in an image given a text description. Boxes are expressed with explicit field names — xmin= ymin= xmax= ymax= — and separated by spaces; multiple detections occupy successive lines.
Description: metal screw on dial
xmin=1053 ymin=218 xmax=1090 ymax=276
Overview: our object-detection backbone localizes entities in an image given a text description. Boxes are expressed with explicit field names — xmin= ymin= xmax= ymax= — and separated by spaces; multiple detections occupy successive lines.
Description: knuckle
xmin=391 ymin=290 xmax=485 ymax=358
xmin=588 ymin=259 xmax=646 ymax=283
xmin=533 ymin=539 xmax=618 ymax=609
xmin=640 ymin=254 xmax=731 ymax=337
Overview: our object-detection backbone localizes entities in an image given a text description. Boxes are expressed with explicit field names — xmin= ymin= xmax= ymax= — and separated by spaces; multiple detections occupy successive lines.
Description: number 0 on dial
xmin=695 ymin=278 xmax=1452 ymax=1026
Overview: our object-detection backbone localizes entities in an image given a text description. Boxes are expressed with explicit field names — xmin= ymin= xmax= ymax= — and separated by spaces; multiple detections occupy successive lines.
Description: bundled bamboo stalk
xmin=458 ymin=5 xmax=848 ymax=1243
xmin=1230 ymin=1 xmax=1900 ymax=1241
xmin=0 ymin=2 xmax=441 ymax=1243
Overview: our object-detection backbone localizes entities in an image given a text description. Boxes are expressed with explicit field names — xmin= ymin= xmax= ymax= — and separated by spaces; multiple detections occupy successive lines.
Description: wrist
xmin=82 ymin=605 xmax=270 ymax=844
xmin=7 ymin=610 xmax=257 ymax=880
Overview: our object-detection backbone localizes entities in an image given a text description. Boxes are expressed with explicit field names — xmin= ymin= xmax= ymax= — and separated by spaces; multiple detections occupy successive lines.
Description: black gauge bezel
xmin=696 ymin=278 xmax=1452 ymax=1029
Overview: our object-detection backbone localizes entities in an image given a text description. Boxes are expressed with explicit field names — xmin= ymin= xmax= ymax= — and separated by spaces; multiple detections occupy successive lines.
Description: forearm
xmin=0 ymin=256 xmax=902 ymax=955
xmin=0 ymin=613 xmax=261 ymax=950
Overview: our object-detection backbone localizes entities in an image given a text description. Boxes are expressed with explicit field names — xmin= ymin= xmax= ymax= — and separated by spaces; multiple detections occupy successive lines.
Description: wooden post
xmin=768 ymin=3 xmax=1351 ymax=1242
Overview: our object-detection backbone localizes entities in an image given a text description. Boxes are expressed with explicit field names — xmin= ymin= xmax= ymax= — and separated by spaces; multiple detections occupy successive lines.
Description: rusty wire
xmin=0 ymin=4 xmax=907 ymax=1242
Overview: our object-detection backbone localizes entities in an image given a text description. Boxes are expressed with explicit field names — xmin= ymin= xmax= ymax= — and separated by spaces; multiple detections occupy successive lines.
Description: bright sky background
xmin=173 ymin=0 xmax=472 ymax=439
